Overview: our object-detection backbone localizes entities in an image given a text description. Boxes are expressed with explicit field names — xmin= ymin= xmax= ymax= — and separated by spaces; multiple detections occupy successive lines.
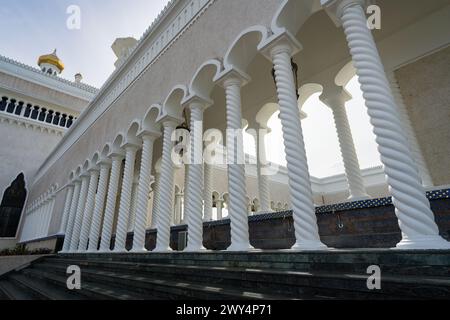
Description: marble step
xmin=0 ymin=279 xmax=37 ymax=300
xmin=55 ymin=250 xmax=450 ymax=277
xmin=8 ymin=273 xmax=84 ymax=300
xmin=21 ymin=268 xmax=152 ymax=300
xmin=31 ymin=262 xmax=299 ymax=300
xmin=37 ymin=259 xmax=403 ymax=300
xmin=43 ymin=257 xmax=450 ymax=299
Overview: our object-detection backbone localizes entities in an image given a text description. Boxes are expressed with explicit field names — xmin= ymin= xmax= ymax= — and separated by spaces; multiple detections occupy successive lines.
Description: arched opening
xmin=0 ymin=173 xmax=27 ymax=238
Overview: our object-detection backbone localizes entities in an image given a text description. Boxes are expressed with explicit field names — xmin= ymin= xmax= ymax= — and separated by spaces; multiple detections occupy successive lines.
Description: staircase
xmin=0 ymin=250 xmax=449 ymax=300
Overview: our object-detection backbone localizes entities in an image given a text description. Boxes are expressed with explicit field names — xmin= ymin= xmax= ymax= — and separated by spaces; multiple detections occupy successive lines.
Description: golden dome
xmin=38 ymin=49 xmax=64 ymax=72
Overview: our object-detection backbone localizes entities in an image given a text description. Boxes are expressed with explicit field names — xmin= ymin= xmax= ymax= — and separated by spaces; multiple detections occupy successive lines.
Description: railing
xmin=0 ymin=95 xmax=77 ymax=129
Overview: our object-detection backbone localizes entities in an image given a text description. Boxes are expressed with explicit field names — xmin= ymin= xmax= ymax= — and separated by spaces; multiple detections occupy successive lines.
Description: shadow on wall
xmin=0 ymin=173 xmax=27 ymax=238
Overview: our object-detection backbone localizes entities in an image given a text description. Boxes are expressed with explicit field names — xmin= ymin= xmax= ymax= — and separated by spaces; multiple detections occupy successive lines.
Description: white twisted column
xmin=58 ymin=184 xmax=74 ymax=235
xmin=269 ymin=40 xmax=327 ymax=250
xmin=150 ymin=173 xmax=161 ymax=229
xmin=387 ymin=71 xmax=433 ymax=187
xmin=216 ymin=199 xmax=223 ymax=220
xmin=60 ymin=180 xmax=81 ymax=252
xmin=222 ymin=75 xmax=253 ymax=251
xmin=321 ymin=90 xmax=369 ymax=199
xmin=185 ymin=102 xmax=207 ymax=252
xmin=154 ymin=122 xmax=177 ymax=252
xmin=255 ymin=127 xmax=272 ymax=212
xmin=99 ymin=154 xmax=124 ymax=252
xmin=131 ymin=134 xmax=157 ymax=253
xmin=181 ymin=166 xmax=190 ymax=224
xmin=69 ymin=173 xmax=90 ymax=252
xmin=128 ymin=177 xmax=139 ymax=232
xmin=338 ymin=0 xmax=449 ymax=249
xmin=87 ymin=160 xmax=111 ymax=252
xmin=113 ymin=144 xmax=139 ymax=253
xmin=203 ymin=163 xmax=213 ymax=221
xmin=77 ymin=168 xmax=100 ymax=252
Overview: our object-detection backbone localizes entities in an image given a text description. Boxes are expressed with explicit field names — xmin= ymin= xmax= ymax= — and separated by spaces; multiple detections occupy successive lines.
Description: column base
xmin=226 ymin=242 xmax=255 ymax=252
xmin=395 ymin=235 xmax=450 ymax=250
xmin=184 ymin=245 xmax=208 ymax=253
xmin=130 ymin=248 xmax=148 ymax=253
xmin=291 ymin=240 xmax=329 ymax=251
xmin=347 ymin=194 xmax=371 ymax=201
xmin=153 ymin=246 xmax=173 ymax=253
xmin=97 ymin=249 xmax=113 ymax=254
xmin=112 ymin=248 xmax=129 ymax=254
xmin=86 ymin=249 xmax=99 ymax=254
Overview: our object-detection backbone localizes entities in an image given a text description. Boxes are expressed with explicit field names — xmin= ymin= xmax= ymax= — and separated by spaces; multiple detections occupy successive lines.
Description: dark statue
xmin=0 ymin=173 xmax=27 ymax=238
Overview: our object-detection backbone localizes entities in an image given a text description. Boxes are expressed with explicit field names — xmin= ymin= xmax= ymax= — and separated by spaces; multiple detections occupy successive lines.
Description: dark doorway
xmin=0 ymin=173 xmax=27 ymax=238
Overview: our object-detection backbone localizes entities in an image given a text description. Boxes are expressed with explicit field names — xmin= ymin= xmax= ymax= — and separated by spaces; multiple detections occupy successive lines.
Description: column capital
xmin=97 ymin=156 xmax=112 ymax=167
xmin=320 ymin=86 xmax=352 ymax=109
xmin=258 ymin=31 xmax=302 ymax=61
xmin=215 ymin=68 xmax=251 ymax=89
xmin=80 ymin=170 xmax=91 ymax=178
xmin=158 ymin=114 xmax=184 ymax=129
xmin=121 ymin=142 xmax=141 ymax=152
xmin=182 ymin=95 xmax=213 ymax=112
xmin=322 ymin=0 xmax=373 ymax=26
xmin=137 ymin=129 xmax=161 ymax=141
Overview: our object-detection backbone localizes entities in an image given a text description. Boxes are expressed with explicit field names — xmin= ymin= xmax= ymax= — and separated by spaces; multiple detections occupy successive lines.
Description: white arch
xmin=188 ymin=59 xmax=222 ymax=100
xmin=223 ymin=26 xmax=269 ymax=73
xmin=271 ymin=0 xmax=322 ymax=35
xmin=160 ymin=85 xmax=188 ymax=120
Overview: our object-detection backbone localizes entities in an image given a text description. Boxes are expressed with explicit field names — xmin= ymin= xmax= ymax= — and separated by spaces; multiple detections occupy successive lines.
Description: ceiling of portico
xmin=204 ymin=0 xmax=450 ymax=134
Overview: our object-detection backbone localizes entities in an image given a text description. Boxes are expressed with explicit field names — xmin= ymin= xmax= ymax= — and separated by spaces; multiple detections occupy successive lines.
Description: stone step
xmin=39 ymin=258 xmax=449 ymax=299
xmin=8 ymin=273 xmax=84 ymax=300
xmin=0 ymin=279 xmax=37 ymax=300
xmin=31 ymin=262 xmax=300 ymax=300
xmin=21 ymin=268 xmax=151 ymax=300
xmin=55 ymin=250 xmax=450 ymax=277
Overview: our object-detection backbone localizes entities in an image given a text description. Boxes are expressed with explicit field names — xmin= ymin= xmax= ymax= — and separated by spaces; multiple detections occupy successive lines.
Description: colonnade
xmin=21 ymin=185 xmax=58 ymax=242
xmin=54 ymin=0 xmax=448 ymax=253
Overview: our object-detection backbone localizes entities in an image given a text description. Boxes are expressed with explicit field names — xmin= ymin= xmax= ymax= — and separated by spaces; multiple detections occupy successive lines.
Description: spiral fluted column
xmin=270 ymin=43 xmax=327 ymax=250
xmin=216 ymin=200 xmax=223 ymax=220
xmin=113 ymin=145 xmax=139 ymax=253
xmin=77 ymin=168 xmax=100 ymax=252
xmin=131 ymin=134 xmax=157 ymax=253
xmin=185 ymin=103 xmax=207 ymax=252
xmin=182 ymin=166 xmax=190 ymax=224
xmin=387 ymin=71 xmax=433 ymax=187
xmin=69 ymin=174 xmax=90 ymax=252
xmin=154 ymin=122 xmax=177 ymax=252
xmin=324 ymin=98 xmax=369 ymax=199
xmin=128 ymin=178 xmax=139 ymax=232
xmin=58 ymin=184 xmax=74 ymax=235
xmin=223 ymin=76 xmax=253 ymax=251
xmin=87 ymin=161 xmax=111 ymax=252
xmin=203 ymin=163 xmax=213 ymax=221
xmin=99 ymin=155 xmax=124 ymax=252
xmin=339 ymin=1 xmax=449 ymax=249
xmin=256 ymin=128 xmax=272 ymax=212
xmin=151 ymin=173 xmax=161 ymax=229
xmin=61 ymin=180 xmax=81 ymax=253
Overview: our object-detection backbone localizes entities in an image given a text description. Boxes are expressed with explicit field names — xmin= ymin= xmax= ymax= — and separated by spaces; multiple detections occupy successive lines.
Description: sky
xmin=0 ymin=0 xmax=382 ymax=178
xmin=0 ymin=0 xmax=170 ymax=87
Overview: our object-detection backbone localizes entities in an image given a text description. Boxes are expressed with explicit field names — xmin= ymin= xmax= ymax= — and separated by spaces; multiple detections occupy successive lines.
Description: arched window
xmin=66 ymin=115 xmax=74 ymax=128
xmin=60 ymin=114 xmax=67 ymax=127
xmin=0 ymin=173 xmax=27 ymax=238
xmin=15 ymin=101 xmax=24 ymax=115
xmin=38 ymin=108 xmax=47 ymax=122
xmin=24 ymin=104 xmax=33 ymax=118
xmin=31 ymin=106 xmax=40 ymax=119
xmin=0 ymin=97 xmax=8 ymax=112
xmin=6 ymin=99 xmax=16 ymax=113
